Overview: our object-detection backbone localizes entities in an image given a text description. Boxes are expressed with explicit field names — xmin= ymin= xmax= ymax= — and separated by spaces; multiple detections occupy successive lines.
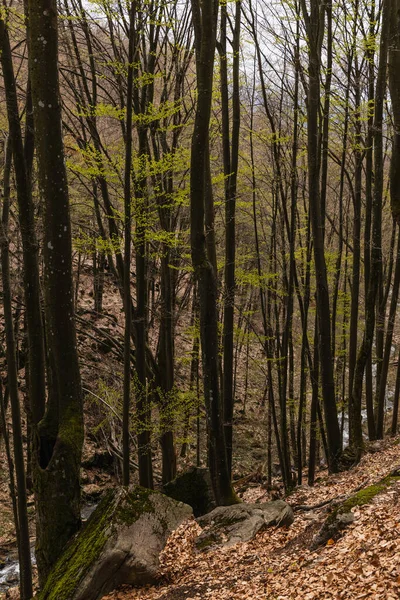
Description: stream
xmin=0 ymin=502 xmax=98 ymax=593
xmin=341 ymin=347 xmax=396 ymax=446
xmin=341 ymin=392 xmax=394 ymax=446
xmin=0 ymin=551 xmax=36 ymax=593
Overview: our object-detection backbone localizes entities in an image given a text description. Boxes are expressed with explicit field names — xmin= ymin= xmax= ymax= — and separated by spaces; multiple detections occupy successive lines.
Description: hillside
xmin=103 ymin=441 xmax=400 ymax=600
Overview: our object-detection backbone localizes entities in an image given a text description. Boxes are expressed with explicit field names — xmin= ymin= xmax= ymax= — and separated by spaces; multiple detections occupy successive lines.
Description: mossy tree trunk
xmin=27 ymin=0 xmax=84 ymax=584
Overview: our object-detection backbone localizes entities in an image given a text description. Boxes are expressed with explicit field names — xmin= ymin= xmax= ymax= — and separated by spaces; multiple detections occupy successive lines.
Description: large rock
xmin=163 ymin=467 xmax=215 ymax=517
xmin=195 ymin=500 xmax=294 ymax=551
xmin=37 ymin=487 xmax=193 ymax=600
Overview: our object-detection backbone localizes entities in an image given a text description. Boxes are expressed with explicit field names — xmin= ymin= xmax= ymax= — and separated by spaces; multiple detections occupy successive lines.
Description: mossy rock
xmin=163 ymin=467 xmax=216 ymax=517
xmin=195 ymin=500 xmax=294 ymax=551
xmin=311 ymin=473 xmax=400 ymax=549
xmin=36 ymin=486 xmax=192 ymax=600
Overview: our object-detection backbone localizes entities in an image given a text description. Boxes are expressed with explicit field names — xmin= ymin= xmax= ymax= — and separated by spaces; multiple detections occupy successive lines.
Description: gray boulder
xmin=163 ymin=467 xmax=215 ymax=517
xmin=37 ymin=487 xmax=193 ymax=600
xmin=195 ymin=500 xmax=294 ymax=550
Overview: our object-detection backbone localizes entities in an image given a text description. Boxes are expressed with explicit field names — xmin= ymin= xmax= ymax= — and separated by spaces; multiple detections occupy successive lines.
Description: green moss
xmin=340 ymin=475 xmax=400 ymax=513
xmin=59 ymin=409 xmax=84 ymax=455
xmin=195 ymin=533 xmax=219 ymax=550
xmin=222 ymin=488 xmax=242 ymax=506
xmin=327 ymin=475 xmax=400 ymax=526
xmin=37 ymin=490 xmax=117 ymax=600
xmin=116 ymin=486 xmax=154 ymax=526
xmin=36 ymin=487 xmax=162 ymax=599
xmin=312 ymin=475 xmax=400 ymax=550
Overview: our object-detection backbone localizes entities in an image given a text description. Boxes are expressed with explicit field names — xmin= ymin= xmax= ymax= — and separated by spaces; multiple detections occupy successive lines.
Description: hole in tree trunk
xmin=39 ymin=434 xmax=56 ymax=469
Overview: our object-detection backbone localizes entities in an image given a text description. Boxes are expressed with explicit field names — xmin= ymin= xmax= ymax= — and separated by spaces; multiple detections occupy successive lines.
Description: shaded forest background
xmin=1 ymin=0 xmax=400 ymax=596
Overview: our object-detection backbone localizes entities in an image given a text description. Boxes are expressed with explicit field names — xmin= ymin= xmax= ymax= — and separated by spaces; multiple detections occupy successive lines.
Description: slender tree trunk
xmin=122 ymin=2 xmax=135 ymax=487
xmin=376 ymin=228 xmax=400 ymax=438
xmin=364 ymin=0 xmax=376 ymax=440
xmin=391 ymin=348 xmax=400 ymax=436
xmin=348 ymin=59 xmax=363 ymax=450
xmin=0 ymin=135 xmax=33 ymax=600
xmin=389 ymin=0 xmax=400 ymax=221
xmin=190 ymin=0 xmax=236 ymax=505
xmin=134 ymin=132 xmax=154 ymax=490
xmin=350 ymin=0 xmax=389 ymax=459
xmin=302 ymin=0 xmax=341 ymax=471
xmin=297 ymin=217 xmax=311 ymax=484
xmin=0 ymin=17 xmax=46 ymax=427
xmin=308 ymin=321 xmax=319 ymax=486
xmin=220 ymin=0 xmax=241 ymax=478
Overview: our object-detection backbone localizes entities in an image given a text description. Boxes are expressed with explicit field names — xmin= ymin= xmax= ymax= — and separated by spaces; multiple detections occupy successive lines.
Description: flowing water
xmin=0 ymin=502 xmax=97 ymax=593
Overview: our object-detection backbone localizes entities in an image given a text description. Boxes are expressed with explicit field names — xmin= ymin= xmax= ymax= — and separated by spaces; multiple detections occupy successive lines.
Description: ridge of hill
xmin=104 ymin=439 xmax=400 ymax=600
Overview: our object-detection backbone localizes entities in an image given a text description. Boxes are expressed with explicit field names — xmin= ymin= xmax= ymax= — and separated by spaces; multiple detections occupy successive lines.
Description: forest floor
xmin=1 ymin=272 xmax=400 ymax=598
xmin=102 ymin=439 xmax=400 ymax=600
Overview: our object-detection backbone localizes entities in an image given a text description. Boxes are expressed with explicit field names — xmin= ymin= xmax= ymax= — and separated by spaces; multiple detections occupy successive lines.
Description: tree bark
xmin=220 ymin=0 xmax=241 ymax=477
xmin=0 ymin=17 xmax=46 ymax=428
xmin=0 ymin=134 xmax=33 ymax=600
xmin=190 ymin=0 xmax=236 ymax=505
xmin=27 ymin=0 xmax=84 ymax=583
xmin=301 ymin=0 xmax=341 ymax=471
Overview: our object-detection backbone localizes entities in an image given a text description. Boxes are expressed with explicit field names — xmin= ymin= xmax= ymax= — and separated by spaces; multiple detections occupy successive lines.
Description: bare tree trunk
xmin=391 ymin=348 xmax=400 ymax=436
xmin=376 ymin=228 xmax=400 ymax=437
xmin=0 ymin=15 xmax=46 ymax=428
xmin=190 ymin=0 xmax=236 ymax=505
xmin=301 ymin=0 xmax=341 ymax=471
xmin=122 ymin=1 xmax=135 ymax=487
xmin=350 ymin=0 xmax=389 ymax=459
xmin=220 ymin=0 xmax=241 ymax=478
xmin=0 ymin=135 xmax=33 ymax=600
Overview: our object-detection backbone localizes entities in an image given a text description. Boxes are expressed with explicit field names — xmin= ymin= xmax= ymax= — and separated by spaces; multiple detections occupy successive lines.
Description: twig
xmin=293 ymin=482 xmax=368 ymax=512
xmin=83 ymin=386 xmax=137 ymax=448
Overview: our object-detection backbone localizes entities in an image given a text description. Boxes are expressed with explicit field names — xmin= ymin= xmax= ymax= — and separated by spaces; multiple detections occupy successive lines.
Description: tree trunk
xmin=27 ymin=0 xmax=84 ymax=583
xmin=389 ymin=0 xmax=400 ymax=221
xmin=0 ymin=134 xmax=33 ymax=600
xmin=122 ymin=1 xmax=135 ymax=487
xmin=350 ymin=0 xmax=389 ymax=459
xmin=376 ymin=228 xmax=400 ymax=438
xmin=0 ymin=16 xmax=46 ymax=428
xmin=302 ymin=0 xmax=341 ymax=471
xmin=220 ymin=0 xmax=241 ymax=478
xmin=190 ymin=0 xmax=236 ymax=505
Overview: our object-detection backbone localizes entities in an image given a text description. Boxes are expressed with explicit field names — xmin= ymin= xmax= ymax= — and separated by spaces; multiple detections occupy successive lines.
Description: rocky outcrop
xmin=195 ymin=500 xmax=294 ymax=551
xmin=37 ymin=487 xmax=193 ymax=600
xmin=163 ymin=467 xmax=215 ymax=517
xmin=311 ymin=472 xmax=400 ymax=549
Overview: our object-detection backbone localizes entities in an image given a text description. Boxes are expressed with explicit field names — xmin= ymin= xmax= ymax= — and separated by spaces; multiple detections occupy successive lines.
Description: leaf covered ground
xmin=104 ymin=439 xmax=400 ymax=600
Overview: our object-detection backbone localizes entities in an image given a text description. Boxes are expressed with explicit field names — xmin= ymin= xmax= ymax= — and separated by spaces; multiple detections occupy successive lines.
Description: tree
xmin=27 ymin=0 xmax=84 ymax=582
xmin=190 ymin=0 xmax=236 ymax=505
xmin=122 ymin=0 xmax=135 ymax=487
xmin=301 ymin=0 xmax=342 ymax=471
xmin=350 ymin=0 xmax=390 ymax=449
xmin=219 ymin=0 xmax=241 ymax=478
xmin=0 ymin=130 xmax=33 ymax=598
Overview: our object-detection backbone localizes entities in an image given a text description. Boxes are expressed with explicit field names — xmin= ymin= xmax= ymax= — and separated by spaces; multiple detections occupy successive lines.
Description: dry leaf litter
xmin=103 ymin=440 xmax=400 ymax=600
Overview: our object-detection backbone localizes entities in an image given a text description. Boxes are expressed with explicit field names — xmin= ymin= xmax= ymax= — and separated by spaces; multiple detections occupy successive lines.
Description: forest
xmin=0 ymin=0 xmax=400 ymax=598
